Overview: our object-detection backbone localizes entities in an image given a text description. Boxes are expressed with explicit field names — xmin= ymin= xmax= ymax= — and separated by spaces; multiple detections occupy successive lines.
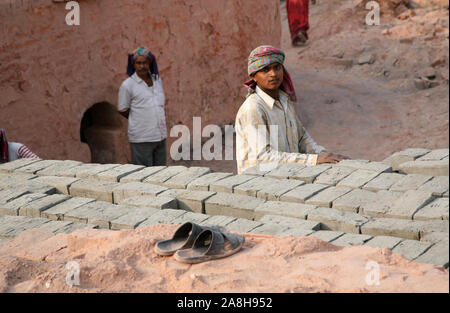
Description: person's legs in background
xmin=286 ymin=0 xmax=310 ymax=46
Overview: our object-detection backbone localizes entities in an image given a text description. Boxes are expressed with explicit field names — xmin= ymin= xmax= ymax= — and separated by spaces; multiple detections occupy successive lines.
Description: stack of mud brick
xmin=0 ymin=148 xmax=448 ymax=267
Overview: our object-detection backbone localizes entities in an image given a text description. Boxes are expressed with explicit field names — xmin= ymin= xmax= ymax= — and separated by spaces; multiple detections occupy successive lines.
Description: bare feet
xmin=292 ymin=32 xmax=308 ymax=46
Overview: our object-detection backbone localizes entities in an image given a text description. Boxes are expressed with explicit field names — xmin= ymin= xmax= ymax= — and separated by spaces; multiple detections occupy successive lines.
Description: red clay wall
xmin=0 ymin=0 xmax=281 ymax=163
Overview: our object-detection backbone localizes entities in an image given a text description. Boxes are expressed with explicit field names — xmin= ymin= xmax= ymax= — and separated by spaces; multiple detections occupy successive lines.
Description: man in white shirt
xmin=118 ymin=47 xmax=167 ymax=166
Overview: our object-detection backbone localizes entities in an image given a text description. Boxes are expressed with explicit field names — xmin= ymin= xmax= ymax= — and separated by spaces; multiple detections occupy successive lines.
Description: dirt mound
xmin=0 ymin=227 xmax=447 ymax=293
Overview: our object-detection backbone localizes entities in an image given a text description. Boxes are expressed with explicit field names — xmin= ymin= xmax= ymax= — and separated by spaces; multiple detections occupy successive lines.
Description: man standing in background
xmin=118 ymin=47 xmax=167 ymax=167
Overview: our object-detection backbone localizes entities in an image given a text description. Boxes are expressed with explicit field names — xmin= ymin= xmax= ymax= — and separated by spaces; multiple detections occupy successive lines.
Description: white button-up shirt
xmin=118 ymin=73 xmax=167 ymax=143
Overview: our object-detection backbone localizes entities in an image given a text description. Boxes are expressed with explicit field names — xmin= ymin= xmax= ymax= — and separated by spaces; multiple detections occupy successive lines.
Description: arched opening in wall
xmin=80 ymin=102 xmax=125 ymax=164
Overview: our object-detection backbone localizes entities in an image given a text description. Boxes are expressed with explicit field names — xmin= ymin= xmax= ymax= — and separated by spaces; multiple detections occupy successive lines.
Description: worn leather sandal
xmin=154 ymin=222 xmax=221 ymax=256
xmin=173 ymin=229 xmax=245 ymax=264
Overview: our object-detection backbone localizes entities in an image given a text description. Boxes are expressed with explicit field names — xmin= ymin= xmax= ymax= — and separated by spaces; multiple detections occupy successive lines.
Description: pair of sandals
xmin=154 ymin=222 xmax=245 ymax=264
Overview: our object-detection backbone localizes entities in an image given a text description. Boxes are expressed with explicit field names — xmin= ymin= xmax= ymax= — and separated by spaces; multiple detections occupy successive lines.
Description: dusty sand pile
xmin=0 ymin=225 xmax=447 ymax=293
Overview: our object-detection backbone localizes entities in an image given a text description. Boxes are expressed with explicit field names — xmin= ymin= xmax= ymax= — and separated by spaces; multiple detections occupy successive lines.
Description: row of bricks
xmin=0 ymin=213 xmax=447 ymax=268
xmin=0 ymin=184 xmax=448 ymax=245
xmin=0 ymin=164 xmax=448 ymax=222
xmin=1 ymin=174 xmax=448 ymax=239
xmin=0 ymin=157 xmax=448 ymax=198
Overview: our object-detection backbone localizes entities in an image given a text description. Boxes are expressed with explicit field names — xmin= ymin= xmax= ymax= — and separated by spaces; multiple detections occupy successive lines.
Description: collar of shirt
xmin=131 ymin=72 xmax=153 ymax=85
xmin=255 ymin=86 xmax=288 ymax=110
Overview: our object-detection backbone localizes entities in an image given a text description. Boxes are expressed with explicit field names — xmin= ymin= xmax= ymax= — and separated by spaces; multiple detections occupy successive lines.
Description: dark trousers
xmin=130 ymin=139 xmax=167 ymax=167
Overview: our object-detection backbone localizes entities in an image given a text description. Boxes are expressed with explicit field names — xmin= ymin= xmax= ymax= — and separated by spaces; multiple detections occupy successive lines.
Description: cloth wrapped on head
xmin=243 ymin=45 xmax=297 ymax=102
xmin=126 ymin=46 xmax=159 ymax=78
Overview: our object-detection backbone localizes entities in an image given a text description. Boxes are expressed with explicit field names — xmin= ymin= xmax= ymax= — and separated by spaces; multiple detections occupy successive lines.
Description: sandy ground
xmin=0 ymin=226 xmax=447 ymax=293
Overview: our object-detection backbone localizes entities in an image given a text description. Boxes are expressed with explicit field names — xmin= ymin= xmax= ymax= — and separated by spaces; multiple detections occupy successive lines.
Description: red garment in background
xmin=286 ymin=0 xmax=310 ymax=42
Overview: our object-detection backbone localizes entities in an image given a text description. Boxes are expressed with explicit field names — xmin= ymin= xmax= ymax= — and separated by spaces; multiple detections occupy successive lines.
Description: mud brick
xmin=224 ymin=218 xmax=263 ymax=233
xmin=0 ymin=172 xmax=37 ymax=185
xmin=187 ymin=172 xmax=233 ymax=191
xmin=54 ymin=222 xmax=99 ymax=234
xmin=35 ymin=220 xmax=76 ymax=233
xmin=256 ymin=179 xmax=305 ymax=201
xmin=35 ymin=160 xmax=83 ymax=177
xmin=14 ymin=160 xmax=59 ymax=174
xmin=333 ymin=188 xmax=379 ymax=213
xmin=289 ymin=164 xmax=332 ymax=183
xmin=358 ymin=190 xmax=404 ymax=217
xmin=2 ymin=217 xmax=53 ymax=238
xmin=414 ymin=243 xmax=449 ymax=268
xmin=209 ymin=175 xmax=257 ymax=193
xmin=69 ymin=179 xmax=119 ymax=202
xmin=384 ymin=190 xmax=435 ymax=219
xmin=392 ymin=240 xmax=434 ymax=260
xmin=0 ymin=216 xmax=37 ymax=238
xmin=277 ymin=228 xmax=315 ymax=237
xmin=335 ymin=160 xmax=391 ymax=173
xmin=0 ymin=188 xmax=31 ymax=204
xmin=248 ymin=223 xmax=290 ymax=235
xmin=163 ymin=167 xmax=211 ymax=189
xmin=417 ymin=149 xmax=449 ymax=161
xmin=33 ymin=176 xmax=80 ymax=194
xmin=159 ymin=189 xmax=216 ymax=213
xmin=199 ymin=215 xmax=237 ymax=228
xmin=0 ymin=193 xmax=48 ymax=216
xmin=364 ymin=236 xmax=404 ymax=249
xmin=61 ymin=163 xmax=120 ymax=179
xmin=309 ymin=230 xmax=345 ymax=242
xmin=391 ymin=148 xmax=430 ymax=171
xmin=137 ymin=209 xmax=187 ymax=227
xmin=0 ymin=179 xmax=56 ymax=195
xmin=63 ymin=201 xmax=133 ymax=229
xmin=118 ymin=195 xmax=177 ymax=210
xmin=169 ymin=212 xmax=211 ymax=225
xmin=389 ymin=174 xmax=433 ymax=192
xmin=254 ymin=201 xmax=316 ymax=221
xmin=233 ymin=176 xmax=279 ymax=197
xmin=279 ymin=183 xmax=329 ymax=204
xmin=95 ymin=164 xmax=146 ymax=182
xmin=314 ymin=166 xmax=357 ymax=186
xmin=119 ymin=166 xmax=166 ymax=183
xmin=305 ymin=186 xmax=352 ymax=208
xmin=307 ymin=207 xmax=369 ymax=234
xmin=0 ymin=158 xmax=42 ymax=173
xmin=418 ymin=176 xmax=449 ymax=196
xmin=112 ymin=182 xmax=167 ymax=204
xmin=143 ymin=166 xmax=187 ymax=185
xmin=399 ymin=160 xmax=449 ymax=177
xmin=330 ymin=233 xmax=373 ymax=246
xmin=264 ymin=163 xmax=307 ymax=179
xmin=413 ymin=198 xmax=449 ymax=221
xmin=336 ymin=169 xmax=381 ymax=189
xmin=241 ymin=165 xmax=272 ymax=177
xmin=41 ymin=197 xmax=96 ymax=221
xmin=362 ymin=173 xmax=405 ymax=192
xmin=204 ymin=193 xmax=265 ymax=219
xmin=360 ymin=218 xmax=448 ymax=240
xmin=110 ymin=207 xmax=160 ymax=230
xmin=420 ymin=232 xmax=449 ymax=245
xmin=19 ymin=194 xmax=71 ymax=217
xmin=259 ymin=215 xmax=321 ymax=230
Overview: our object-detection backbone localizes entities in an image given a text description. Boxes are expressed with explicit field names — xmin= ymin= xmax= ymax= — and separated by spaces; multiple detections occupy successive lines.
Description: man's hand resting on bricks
xmin=317 ymin=152 xmax=349 ymax=164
